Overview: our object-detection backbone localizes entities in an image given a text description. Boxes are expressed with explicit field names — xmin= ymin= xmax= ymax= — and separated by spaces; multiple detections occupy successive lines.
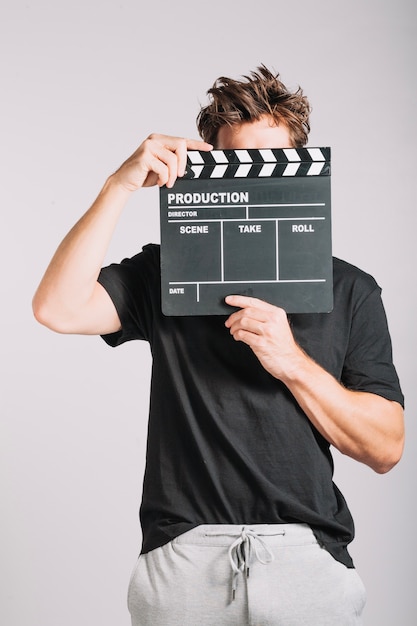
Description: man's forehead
xmin=215 ymin=116 xmax=293 ymax=150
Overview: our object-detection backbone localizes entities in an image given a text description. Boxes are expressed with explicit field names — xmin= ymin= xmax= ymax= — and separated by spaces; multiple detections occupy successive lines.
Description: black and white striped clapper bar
xmin=159 ymin=147 xmax=332 ymax=316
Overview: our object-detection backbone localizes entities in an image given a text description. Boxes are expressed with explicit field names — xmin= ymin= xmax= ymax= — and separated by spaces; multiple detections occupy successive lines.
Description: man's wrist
xmin=104 ymin=172 xmax=135 ymax=197
xmin=278 ymin=346 xmax=315 ymax=386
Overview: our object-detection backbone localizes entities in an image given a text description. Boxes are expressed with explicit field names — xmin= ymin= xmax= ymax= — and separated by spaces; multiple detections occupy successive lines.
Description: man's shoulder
xmin=333 ymin=257 xmax=379 ymax=290
xmin=140 ymin=242 xmax=161 ymax=259
xmin=332 ymin=257 xmax=381 ymax=313
xmin=122 ymin=243 xmax=161 ymax=269
xmin=100 ymin=243 xmax=161 ymax=286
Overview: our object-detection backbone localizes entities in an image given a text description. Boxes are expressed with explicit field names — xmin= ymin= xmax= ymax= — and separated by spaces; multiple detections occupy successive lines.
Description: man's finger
xmin=185 ymin=139 xmax=213 ymax=152
xmin=225 ymin=295 xmax=275 ymax=311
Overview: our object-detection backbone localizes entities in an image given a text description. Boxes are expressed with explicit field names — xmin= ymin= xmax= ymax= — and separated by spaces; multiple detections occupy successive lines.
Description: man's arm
xmin=225 ymin=295 xmax=404 ymax=474
xmin=32 ymin=134 xmax=212 ymax=335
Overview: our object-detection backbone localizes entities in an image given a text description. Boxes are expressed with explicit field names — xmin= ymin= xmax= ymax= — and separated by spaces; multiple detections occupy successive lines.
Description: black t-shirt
xmin=98 ymin=244 xmax=404 ymax=567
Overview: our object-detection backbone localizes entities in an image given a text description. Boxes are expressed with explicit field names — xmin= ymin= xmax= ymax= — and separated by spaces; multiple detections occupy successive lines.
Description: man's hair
xmin=197 ymin=65 xmax=311 ymax=148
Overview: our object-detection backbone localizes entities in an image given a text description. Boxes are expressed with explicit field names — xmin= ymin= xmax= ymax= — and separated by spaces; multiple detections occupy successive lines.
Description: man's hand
xmin=224 ymin=295 xmax=305 ymax=381
xmin=111 ymin=134 xmax=213 ymax=193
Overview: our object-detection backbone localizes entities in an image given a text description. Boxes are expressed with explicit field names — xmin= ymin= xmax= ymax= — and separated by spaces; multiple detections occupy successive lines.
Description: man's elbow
xmin=32 ymin=295 xmax=72 ymax=334
xmin=372 ymin=432 xmax=405 ymax=474
xmin=371 ymin=402 xmax=405 ymax=474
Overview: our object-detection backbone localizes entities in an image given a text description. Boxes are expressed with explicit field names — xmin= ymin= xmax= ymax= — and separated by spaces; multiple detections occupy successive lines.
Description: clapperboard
xmin=159 ymin=147 xmax=332 ymax=316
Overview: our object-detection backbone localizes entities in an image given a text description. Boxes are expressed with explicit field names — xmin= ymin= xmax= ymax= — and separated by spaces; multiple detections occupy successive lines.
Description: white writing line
xmin=168 ymin=217 xmax=326 ymax=224
xmin=169 ymin=279 xmax=327 ymax=285
xmin=167 ymin=203 xmax=326 ymax=209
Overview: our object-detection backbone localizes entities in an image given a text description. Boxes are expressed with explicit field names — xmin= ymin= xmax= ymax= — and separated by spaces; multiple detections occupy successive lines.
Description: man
xmin=33 ymin=66 xmax=404 ymax=625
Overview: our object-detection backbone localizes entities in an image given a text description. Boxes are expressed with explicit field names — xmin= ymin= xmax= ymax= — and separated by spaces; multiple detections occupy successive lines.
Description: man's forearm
xmin=32 ymin=176 xmax=131 ymax=332
xmin=224 ymin=294 xmax=404 ymax=474
xmin=33 ymin=134 xmax=213 ymax=334
xmin=279 ymin=351 xmax=404 ymax=474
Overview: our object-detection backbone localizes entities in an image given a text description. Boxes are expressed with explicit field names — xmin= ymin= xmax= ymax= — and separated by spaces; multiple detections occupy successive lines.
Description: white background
xmin=1 ymin=1 xmax=416 ymax=624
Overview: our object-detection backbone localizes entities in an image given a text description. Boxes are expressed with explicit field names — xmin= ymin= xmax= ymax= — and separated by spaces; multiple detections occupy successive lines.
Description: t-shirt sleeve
xmin=341 ymin=286 xmax=404 ymax=406
xmin=97 ymin=244 xmax=160 ymax=347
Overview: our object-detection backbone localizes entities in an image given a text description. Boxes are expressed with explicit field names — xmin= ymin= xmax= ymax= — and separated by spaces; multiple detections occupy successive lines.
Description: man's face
xmin=215 ymin=115 xmax=293 ymax=150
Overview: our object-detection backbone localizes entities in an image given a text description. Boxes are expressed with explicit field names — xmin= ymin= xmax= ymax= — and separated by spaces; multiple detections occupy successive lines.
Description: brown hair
xmin=197 ymin=65 xmax=311 ymax=148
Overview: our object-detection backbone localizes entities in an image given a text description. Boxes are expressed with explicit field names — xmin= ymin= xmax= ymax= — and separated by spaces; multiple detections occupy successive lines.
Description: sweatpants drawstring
xmin=206 ymin=526 xmax=285 ymax=600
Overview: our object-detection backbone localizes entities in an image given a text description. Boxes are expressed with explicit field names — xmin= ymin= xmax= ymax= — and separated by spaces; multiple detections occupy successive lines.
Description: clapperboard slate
xmin=159 ymin=147 xmax=332 ymax=315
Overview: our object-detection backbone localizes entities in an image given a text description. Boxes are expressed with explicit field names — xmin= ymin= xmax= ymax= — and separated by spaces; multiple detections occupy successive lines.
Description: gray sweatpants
xmin=127 ymin=523 xmax=366 ymax=625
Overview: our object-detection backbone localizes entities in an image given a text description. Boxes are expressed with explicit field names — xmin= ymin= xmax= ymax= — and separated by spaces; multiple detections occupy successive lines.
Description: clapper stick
xmin=159 ymin=148 xmax=332 ymax=316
